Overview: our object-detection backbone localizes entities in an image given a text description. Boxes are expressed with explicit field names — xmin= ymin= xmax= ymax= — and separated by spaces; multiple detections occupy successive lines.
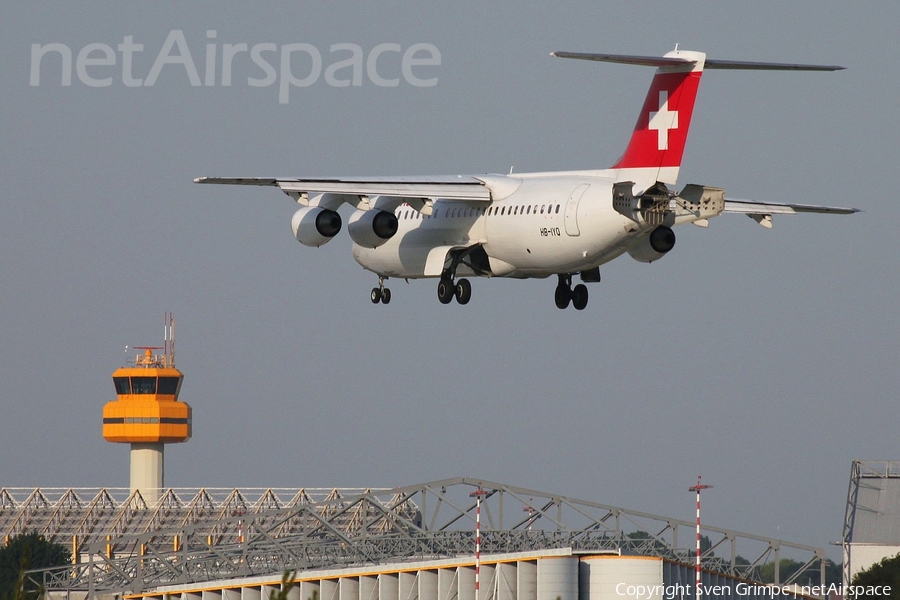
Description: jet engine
xmin=627 ymin=226 xmax=676 ymax=263
xmin=291 ymin=207 xmax=342 ymax=247
xmin=348 ymin=209 xmax=399 ymax=248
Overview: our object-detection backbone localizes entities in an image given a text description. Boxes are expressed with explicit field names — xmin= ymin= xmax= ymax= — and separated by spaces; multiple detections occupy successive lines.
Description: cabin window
xmin=555 ymin=204 xmax=561 ymax=214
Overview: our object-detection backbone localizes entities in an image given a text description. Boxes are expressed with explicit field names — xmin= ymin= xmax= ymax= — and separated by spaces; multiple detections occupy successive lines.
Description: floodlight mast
xmin=689 ymin=477 xmax=712 ymax=600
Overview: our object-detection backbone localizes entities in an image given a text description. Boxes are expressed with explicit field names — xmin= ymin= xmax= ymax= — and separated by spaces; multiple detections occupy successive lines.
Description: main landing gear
xmin=371 ymin=276 xmax=391 ymax=304
xmin=436 ymin=249 xmax=474 ymax=305
xmin=437 ymin=277 xmax=471 ymax=305
xmin=555 ymin=274 xmax=588 ymax=310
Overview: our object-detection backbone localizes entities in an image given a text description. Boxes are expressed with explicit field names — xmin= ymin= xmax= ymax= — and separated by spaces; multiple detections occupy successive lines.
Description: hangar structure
xmin=8 ymin=478 xmax=830 ymax=598
xmin=842 ymin=460 xmax=900 ymax=583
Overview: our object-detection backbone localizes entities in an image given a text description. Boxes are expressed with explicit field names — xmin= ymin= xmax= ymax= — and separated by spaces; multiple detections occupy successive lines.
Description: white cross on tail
xmin=649 ymin=90 xmax=678 ymax=150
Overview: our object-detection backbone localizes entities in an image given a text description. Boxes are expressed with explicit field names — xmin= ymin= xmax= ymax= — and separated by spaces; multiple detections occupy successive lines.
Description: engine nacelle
xmin=627 ymin=226 xmax=676 ymax=263
xmin=348 ymin=209 xmax=398 ymax=248
xmin=291 ymin=207 xmax=342 ymax=247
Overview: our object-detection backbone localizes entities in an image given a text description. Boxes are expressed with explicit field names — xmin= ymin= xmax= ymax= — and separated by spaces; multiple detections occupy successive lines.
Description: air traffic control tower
xmin=102 ymin=314 xmax=191 ymax=505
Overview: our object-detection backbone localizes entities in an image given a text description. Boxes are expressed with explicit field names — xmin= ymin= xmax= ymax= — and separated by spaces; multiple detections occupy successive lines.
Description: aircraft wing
xmin=194 ymin=176 xmax=492 ymax=201
xmin=723 ymin=199 xmax=859 ymax=215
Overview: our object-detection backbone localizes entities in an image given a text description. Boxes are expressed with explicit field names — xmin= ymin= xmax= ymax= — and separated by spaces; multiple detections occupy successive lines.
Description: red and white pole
xmin=470 ymin=487 xmax=487 ymax=600
xmin=688 ymin=477 xmax=712 ymax=600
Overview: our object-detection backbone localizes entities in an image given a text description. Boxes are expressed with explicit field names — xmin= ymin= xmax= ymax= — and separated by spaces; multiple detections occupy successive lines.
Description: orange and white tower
xmin=102 ymin=313 xmax=191 ymax=505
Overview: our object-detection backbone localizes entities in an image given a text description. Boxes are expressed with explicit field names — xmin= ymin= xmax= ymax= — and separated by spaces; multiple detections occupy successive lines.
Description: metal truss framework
xmin=32 ymin=477 xmax=828 ymax=595
xmin=841 ymin=460 xmax=900 ymax=585
xmin=1 ymin=486 xmax=403 ymax=556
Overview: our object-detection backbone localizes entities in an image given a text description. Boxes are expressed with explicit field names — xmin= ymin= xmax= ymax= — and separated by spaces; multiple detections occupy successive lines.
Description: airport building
xmin=1 ymin=478 xmax=833 ymax=600
xmin=841 ymin=460 xmax=900 ymax=582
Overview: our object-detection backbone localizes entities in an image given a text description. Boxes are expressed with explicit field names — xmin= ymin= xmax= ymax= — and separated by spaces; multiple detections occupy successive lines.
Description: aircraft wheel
xmin=572 ymin=284 xmax=589 ymax=310
xmin=437 ymin=279 xmax=455 ymax=304
xmin=455 ymin=279 xmax=472 ymax=305
xmin=555 ymin=285 xmax=572 ymax=309
xmin=381 ymin=288 xmax=391 ymax=304
xmin=371 ymin=288 xmax=382 ymax=304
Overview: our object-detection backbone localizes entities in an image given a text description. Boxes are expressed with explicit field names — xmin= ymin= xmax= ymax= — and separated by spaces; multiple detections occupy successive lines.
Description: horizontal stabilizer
xmin=552 ymin=51 xmax=844 ymax=72
xmin=705 ymin=59 xmax=844 ymax=71
xmin=550 ymin=52 xmax=695 ymax=68
xmin=724 ymin=199 xmax=860 ymax=215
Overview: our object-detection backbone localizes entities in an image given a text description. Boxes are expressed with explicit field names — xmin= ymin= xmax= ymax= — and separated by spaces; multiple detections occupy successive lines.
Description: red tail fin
xmin=552 ymin=49 xmax=843 ymax=184
xmin=613 ymin=50 xmax=706 ymax=182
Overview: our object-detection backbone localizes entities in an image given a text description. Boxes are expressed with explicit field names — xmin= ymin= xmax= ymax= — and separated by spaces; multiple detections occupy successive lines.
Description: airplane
xmin=195 ymin=48 xmax=858 ymax=310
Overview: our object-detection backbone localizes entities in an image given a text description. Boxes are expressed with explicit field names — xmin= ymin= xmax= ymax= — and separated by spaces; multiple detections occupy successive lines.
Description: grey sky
xmin=2 ymin=2 xmax=896 ymax=562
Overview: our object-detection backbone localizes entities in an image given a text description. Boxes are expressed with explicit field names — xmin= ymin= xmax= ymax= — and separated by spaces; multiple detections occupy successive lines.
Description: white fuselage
xmin=352 ymin=171 xmax=650 ymax=280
